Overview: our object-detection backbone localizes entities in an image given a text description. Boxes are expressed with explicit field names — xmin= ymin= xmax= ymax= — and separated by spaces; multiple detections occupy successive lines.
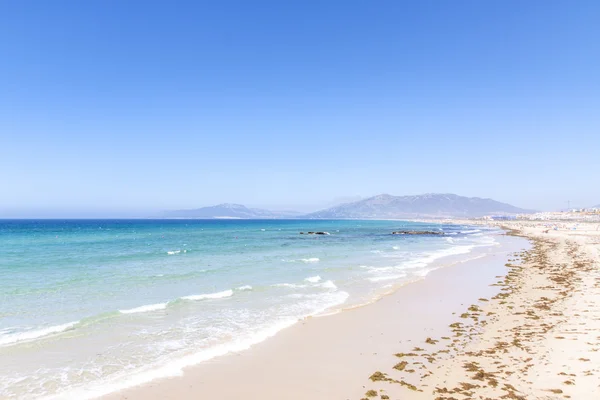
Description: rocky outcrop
xmin=300 ymin=232 xmax=331 ymax=235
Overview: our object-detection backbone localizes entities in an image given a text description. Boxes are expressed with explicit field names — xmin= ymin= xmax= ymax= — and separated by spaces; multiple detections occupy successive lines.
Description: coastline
xmin=359 ymin=220 xmax=600 ymax=399
xmin=100 ymin=220 xmax=600 ymax=399
xmin=103 ymin=230 xmax=528 ymax=400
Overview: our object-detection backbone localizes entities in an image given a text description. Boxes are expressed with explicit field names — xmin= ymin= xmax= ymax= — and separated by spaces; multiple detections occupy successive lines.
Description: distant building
xmin=485 ymin=215 xmax=517 ymax=221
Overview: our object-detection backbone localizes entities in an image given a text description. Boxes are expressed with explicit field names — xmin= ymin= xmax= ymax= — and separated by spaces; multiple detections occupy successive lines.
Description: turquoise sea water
xmin=0 ymin=219 xmax=499 ymax=399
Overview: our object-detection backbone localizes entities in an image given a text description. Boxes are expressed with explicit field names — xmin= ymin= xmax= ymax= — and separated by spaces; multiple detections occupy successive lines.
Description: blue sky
xmin=1 ymin=1 xmax=599 ymax=217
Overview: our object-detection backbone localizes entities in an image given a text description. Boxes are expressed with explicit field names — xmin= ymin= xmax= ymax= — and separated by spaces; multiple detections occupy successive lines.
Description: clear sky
xmin=1 ymin=1 xmax=599 ymax=217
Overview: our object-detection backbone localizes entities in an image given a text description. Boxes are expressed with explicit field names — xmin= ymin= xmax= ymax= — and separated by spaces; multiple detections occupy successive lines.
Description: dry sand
xmin=105 ymin=222 xmax=600 ymax=400
xmin=361 ymin=221 xmax=600 ymax=400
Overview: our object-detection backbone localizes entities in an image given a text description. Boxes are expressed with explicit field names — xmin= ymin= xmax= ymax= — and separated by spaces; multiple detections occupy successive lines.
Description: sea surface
xmin=0 ymin=219 xmax=500 ymax=399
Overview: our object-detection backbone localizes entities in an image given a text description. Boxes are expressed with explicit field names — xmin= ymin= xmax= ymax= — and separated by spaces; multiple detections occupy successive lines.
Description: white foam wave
xmin=364 ymin=235 xmax=499 ymax=284
xmin=392 ymin=246 xmax=399 ymax=250
xmin=119 ymin=303 xmax=167 ymax=314
xmin=41 ymin=290 xmax=352 ymax=400
xmin=167 ymin=250 xmax=180 ymax=255
xmin=181 ymin=289 xmax=233 ymax=301
xmin=272 ymin=283 xmax=306 ymax=289
xmin=50 ymin=318 xmax=300 ymax=400
xmin=0 ymin=321 xmax=78 ymax=347
xmin=301 ymin=258 xmax=320 ymax=263
xmin=236 ymin=285 xmax=253 ymax=291
xmin=362 ymin=265 xmax=395 ymax=272
xmin=307 ymin=290 xmax=350 ymax=316
xmin=304 ymin=275 xmax=322 ymax=283
xmin=319 ymin=280 xmax=337 ymax=289
xmin=460 ymin=229 xmax=481 ymax=234
xmin=368 ymin=274 xmax=407 ymax=282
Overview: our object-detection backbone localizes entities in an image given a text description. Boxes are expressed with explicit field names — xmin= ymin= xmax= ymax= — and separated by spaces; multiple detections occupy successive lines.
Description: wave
xmin=3 ymin=289 xmax=237 ymax=347
xmin=282 ymin=257 xmax=320 ymax=263
xmin=402 ymin=245 xmax=474 ymax=270
xmin=460 ymin=229 xmax=481 ymax=234
xmin=368 ymin=274 xmax=407 ymax=282
xmin=361 ymin=265 xmax=395 ymax=272
xmin=119 ymin=303 xmax=168 ymax=314
xmin=318 ymin=280 xmax=337 ymax=289
xmin=39 ymin=288 xmax=350 ymax=399
xmin=49 ymin=318 xmax=301 ymax=400
xmin=362 ymin=235 xmax=498 ymax=284
xmin=120 ymin=290 xmax=234 ymax=314
xmin=236 ymin=285 xmax=253 ymax=291
xmin=272 ymin=283 xmax=306 ymax=289
xmin=181 ymin=289 xmax=233 ymax=301
xmin=274 ymin=278 xmax=336 ymax=290
xmin=167 ymin=250 xmax=187 ymax=255
xmin=0 ymin=321 xmax=78 ymax=347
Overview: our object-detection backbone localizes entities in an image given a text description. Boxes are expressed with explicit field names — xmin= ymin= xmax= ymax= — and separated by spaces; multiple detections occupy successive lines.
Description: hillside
xmin=163 ymin=204 xmax=301 ymax=219
xmin=305 ymin=193 xmax=533 ymax=219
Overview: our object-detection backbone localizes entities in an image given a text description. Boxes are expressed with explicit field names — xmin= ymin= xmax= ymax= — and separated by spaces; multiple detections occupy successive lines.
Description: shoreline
xmin=103 ymin=229 xmax=528 ymax=400
xmin=360 ymin=220 xmax=600 ymax=399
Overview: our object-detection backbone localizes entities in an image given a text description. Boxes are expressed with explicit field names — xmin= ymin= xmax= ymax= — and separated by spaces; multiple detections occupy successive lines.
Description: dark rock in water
xmin=301 ymin=231 xmax=330 ymax=235
xmin=392 ymin=230 xmax=444 ymax=235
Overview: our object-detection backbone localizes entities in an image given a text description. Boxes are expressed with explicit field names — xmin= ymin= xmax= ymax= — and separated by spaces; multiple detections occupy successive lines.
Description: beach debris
xmin=393 ymin=361 xmax=408 ymax=371
xmin=369 ymin=371 xmax=387 ymax=381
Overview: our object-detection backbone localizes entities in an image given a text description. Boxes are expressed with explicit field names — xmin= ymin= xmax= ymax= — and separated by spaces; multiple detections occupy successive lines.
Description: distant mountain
xmin=162 ymin=203 xmax=302 ymax=219
xmin=305 ymin=193 xmax=534 ymax=219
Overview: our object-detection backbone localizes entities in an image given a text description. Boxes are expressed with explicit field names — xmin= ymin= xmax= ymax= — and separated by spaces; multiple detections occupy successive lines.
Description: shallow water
xmin=0 ymin=219 xmax=499 ymax=399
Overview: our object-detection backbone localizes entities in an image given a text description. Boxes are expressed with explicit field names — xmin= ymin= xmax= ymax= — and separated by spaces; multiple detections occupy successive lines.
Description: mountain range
xmin=162 ymin=203 xmax=302 ymax=219
xmin=163 ymin=194 xmax=533 ymax=219
xmin=306 ymin=193 xmax=533 ymax=219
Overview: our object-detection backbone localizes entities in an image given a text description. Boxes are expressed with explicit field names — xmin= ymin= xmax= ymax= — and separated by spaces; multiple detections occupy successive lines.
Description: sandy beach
xmin=102 ymin=221 xmax=600 ymax=400
xmin=5 ymin=2 xmax=598 ymax=399
xmin=359 ymin=220 xmax=600 ymax=400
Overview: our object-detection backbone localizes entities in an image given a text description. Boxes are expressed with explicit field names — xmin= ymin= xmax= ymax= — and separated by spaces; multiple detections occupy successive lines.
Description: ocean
xmin=0 ymin=219 xmax=500 ymax=399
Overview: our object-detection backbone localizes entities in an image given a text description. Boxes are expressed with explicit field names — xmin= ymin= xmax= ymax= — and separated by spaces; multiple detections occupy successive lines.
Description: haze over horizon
xmin=1 ymin=1 xmax=599 ymax=218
